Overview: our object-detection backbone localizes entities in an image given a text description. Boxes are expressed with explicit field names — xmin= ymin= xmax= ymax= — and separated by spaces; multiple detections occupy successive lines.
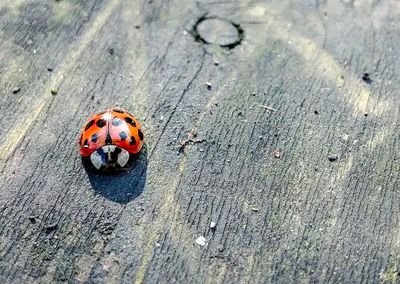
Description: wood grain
xmin=0 ymin=0 xmax=399 ymax=283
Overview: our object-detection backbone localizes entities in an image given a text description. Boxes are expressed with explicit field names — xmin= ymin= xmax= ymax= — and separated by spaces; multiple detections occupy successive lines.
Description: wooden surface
xmin=0 ymin=0 xmax=399 ymax=283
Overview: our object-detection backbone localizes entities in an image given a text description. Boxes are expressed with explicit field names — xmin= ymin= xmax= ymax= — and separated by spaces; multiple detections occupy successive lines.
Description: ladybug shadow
xmin=83 ymin=145 xmax=148 ymax=204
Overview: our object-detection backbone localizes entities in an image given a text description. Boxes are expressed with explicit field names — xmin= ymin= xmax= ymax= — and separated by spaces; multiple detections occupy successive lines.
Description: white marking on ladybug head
xmin=90 ymin=150 xmax=104 ymax=169
xmin=90 ymin=145 xmax=130 ymax=170
xmin=117 ymin=149 xmax=129 ymax=167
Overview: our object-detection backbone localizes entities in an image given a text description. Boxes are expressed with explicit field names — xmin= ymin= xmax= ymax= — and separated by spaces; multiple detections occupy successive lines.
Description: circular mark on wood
xmin=193 ymin=16 xmax=243 ymax=49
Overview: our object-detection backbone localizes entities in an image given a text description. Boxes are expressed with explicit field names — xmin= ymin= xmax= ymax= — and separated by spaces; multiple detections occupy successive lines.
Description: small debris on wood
xmin=364 ymin=112 xmax=368 ymax=117
xmin=195 ymin=236 xmax=206 ymax=246
xmin=272 ymin=149 xmax=282 ymax=159
xmin=134 ymin=25 xmax=141 ymax=29
xmin=251 ymin=207 xmax=259 ymax=212
xmin=102 ymin=260 xmax=115 ymax=272
xmin=178 ymin=129 xmax=206 ymax=154
xmin=155 ymin=242 xmax=161 ymax=247
xmin=178 ymin=138 xmax=206 ymax=153
xmin=45 ymin=223 xmax=58 ymax=233
xmin=214 ymin=60 xmax=219 ymax=66
xmin=109 ymin=48 xmax=115 ymax=55
xmin=210 ymin=222 xmax=217 ymax=230
xmin=362 ymin=73 xmax=372 ymax=84
xmin=328 ymin=154 xmax=338 ymax=162
xmin=314 ymin=110 xmax=319 ymax=115
xmin=258 ymin=105 xmax=278 ymax=112
xmin=28 ymin=216 xmax=37 ymax=223
xmin=47 ymin=67 xmax=53 ymax=72
xmin=51 ymin=88 xmax=58 ymax=95
xmin=12 ymin=87 xmax=21 ymax=94
xmin=206 ymin=81 xmax=212 ymax=90
xmin=251 ymin=92 xmax=256 ymax=96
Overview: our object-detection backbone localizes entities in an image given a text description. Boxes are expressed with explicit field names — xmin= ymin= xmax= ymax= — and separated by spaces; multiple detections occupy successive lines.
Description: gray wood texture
xmin=0 ymin=0 xmax=399 ymax=283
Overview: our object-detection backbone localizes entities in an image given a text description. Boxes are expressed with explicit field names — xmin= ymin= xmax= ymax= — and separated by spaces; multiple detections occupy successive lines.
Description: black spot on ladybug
xmin=138 ymin=129 xmax=144 ymax=141
xmin=130 ymin=136 xmax=136 ymax=145
xmin=96 ymin=119 xmax=106 ymax=128
xmin=119 ymin=131 xmax=127 ymax=140
xmin=112 ymin=117 xmax=122 ymax=126
xmin=83 ymin=139 xmax=89 ymax=147
xmin=91 ymin=133 xmax=98 ymax=143
xmin=125 ymin=116 xmax=136 ymax=127
xmin=85 ymin=119 xmax=95 ymax=130
xmin=113 ymin=109 xmax=125 ymax=114
xmin=106 ymin=133 xmax=112 ymax=144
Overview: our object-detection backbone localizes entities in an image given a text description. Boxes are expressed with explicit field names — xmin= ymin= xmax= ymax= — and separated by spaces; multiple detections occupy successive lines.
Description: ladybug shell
xmin=79 ymin=108 xmax=144 ymax=157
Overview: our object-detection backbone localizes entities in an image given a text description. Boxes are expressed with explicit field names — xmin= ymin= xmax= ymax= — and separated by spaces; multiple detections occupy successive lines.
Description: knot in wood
xmin=193 ymin=16 xmax=243 ymax=49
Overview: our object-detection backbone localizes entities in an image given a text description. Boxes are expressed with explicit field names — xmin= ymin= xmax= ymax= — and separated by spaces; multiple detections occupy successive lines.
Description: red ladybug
xmin=79 ymin=108 xmax=144 ymax=170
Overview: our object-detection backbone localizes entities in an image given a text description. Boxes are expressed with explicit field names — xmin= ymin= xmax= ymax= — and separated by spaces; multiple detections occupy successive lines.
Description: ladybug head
xmin=90 ymin=145 xmax=130 ymax=170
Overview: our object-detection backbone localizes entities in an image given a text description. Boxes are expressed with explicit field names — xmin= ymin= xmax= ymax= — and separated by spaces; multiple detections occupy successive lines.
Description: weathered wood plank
xmin=0 ymin=0 xmax=399 ymax=283
xmin=0 ymin=0 xmax=111 ymax=162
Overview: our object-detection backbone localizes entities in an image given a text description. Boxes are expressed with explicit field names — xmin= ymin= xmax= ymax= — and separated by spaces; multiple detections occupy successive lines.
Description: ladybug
xmin=79 ymin=108 xmax=144 ymax=170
